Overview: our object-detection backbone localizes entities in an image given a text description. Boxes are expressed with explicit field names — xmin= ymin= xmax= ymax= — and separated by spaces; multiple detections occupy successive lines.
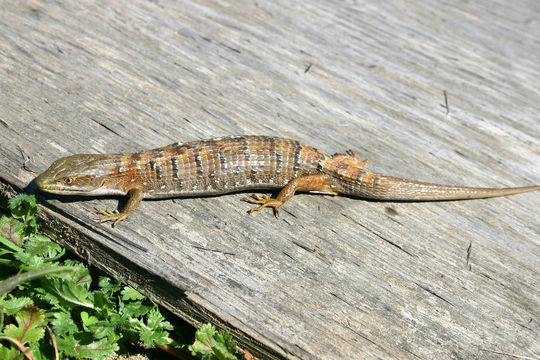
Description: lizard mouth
xmin=34 ymin=174 xmax=63 ymax=193
xmin=35 ymin=174 xmax=47 ymax=190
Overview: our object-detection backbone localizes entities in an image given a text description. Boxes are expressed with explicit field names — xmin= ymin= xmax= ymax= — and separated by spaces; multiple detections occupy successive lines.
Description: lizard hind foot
xmin=241 ymin=194 xmax=284 ymax=217
xmin=96 ymin=209 xmax=127 ymax=227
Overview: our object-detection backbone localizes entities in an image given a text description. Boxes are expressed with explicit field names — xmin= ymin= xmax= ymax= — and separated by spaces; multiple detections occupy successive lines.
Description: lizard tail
xmin=338 ymin=170 xmax=540 ymax=201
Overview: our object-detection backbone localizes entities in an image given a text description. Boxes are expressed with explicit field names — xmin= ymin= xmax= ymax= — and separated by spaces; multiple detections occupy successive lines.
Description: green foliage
xmin=0 ymin=194 xmax=243 ymax=359
xmin=0 ymin=195 xmax=178 ymax=359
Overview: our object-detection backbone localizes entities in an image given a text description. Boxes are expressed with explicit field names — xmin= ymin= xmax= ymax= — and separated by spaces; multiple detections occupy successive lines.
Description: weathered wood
xmin=1 ymin=1 xmax=539 ymax=359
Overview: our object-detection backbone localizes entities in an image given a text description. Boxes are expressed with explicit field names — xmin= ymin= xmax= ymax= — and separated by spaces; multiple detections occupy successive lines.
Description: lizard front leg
xmin=242 ymin=173 xmax=337 ymax=217
xmin=97 ymin=187 xmax=144 ymax=227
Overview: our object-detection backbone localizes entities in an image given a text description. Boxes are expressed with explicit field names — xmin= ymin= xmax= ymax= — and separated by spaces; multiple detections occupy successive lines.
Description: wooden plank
xmin=1 ymin=0 xmax=539 ymax=358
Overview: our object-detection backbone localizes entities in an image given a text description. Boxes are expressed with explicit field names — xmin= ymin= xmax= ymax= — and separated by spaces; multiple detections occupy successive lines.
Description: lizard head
xmin=36 ymin=154 xmax=125 ymax=196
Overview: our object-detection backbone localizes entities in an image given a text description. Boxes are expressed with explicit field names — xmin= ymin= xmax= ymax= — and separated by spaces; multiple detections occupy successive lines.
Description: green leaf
xmin=92 ymin=291 xmax=115 ymax=313
xmin=214 ymin=330 xmax=237 ymax=360
xmin=147 ymin=308 xmax=173 ymax=331
xmin=3 ymin=305 xmax=45 ymax=345
xmin=81 ymin=311 xmax=99 ymax=329
xmin=139 ymin=326 xmax=171 ymax=347
xmin=0 ymin=266 xmax=78 ymax=296
xmin=33 ymin=285 xmax=62 ymax=310
xmin=79 ymin=311 xmax=119 ymax=340
xmin=121 ymin=286 xmax=145 ymax=301
xmin=13 ymin=234 xmax=64 ymax=269
xmin=0 ymin=216 xmax=25 ymax=249
xmin=97 ymin=276 xmax=122 ymax=298
xmin=86 ymin=321 xmax=118 ymax=340
xmin=74 ymin=337 xmax=120 ymax=359
xmin=123 ymin=301 xmax=152 ymax=318
xmin=57 ymin=333 xmax=119 ymax=359
xmin=0 ymin=344 xmax=19 ymax=359
xmin=14 ymin=250 xmax=44 ymax=269
xmin=8 ymin=195 xmax=37 ymax=235
xmin=56 ymin=333 xmax=78 ymax=357
xmin=42 ymin=264 xmax=93 ymax=308
xmin=25 ymin=234 xmax=64 ymax=262
xmin=190 ymin=324 xmax=238 ymax=360
xmin=50 ymin=311 xmax=79 ymax=335
xmin=136 ymin=308 xmax=173 ymax=346
xmin=8 ymin=195 xmax=37 ymax=217
xmin=28 ymin=345 xmax=46 ymax=360
xmin=51 ymin=280 xmax=93 ymax=308
xmin=0 ymin=295 xmax=33 ymax=316
xmin=190 ymin=323 xmax=216 ymax=354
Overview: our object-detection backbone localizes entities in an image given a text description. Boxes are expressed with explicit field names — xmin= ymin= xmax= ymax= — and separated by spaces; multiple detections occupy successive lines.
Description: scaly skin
xmin=35 ymin=135 xmax=539 ymax=226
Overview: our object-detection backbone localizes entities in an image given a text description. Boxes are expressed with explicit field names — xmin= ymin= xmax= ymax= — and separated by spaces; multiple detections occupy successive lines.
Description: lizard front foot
xmin=97 ymin=209 xmax=128 ymax=227
xmin=241 ymin=194 xmax=284 ymax=217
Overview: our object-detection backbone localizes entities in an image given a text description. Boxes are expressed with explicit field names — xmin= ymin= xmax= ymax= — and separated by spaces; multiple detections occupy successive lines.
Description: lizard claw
xmin=241 ymin=194 xmax=283 ymax=217
xmin=97 ymin=209 xmax=126 ymax=227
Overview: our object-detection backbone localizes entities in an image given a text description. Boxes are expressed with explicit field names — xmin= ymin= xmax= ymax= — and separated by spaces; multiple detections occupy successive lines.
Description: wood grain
xmin=1 ymin=0 xmax=538 ymax=358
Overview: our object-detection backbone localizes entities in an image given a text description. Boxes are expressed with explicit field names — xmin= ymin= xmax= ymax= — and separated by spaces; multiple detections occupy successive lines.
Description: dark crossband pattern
xmin=116 ymin=136 xmax=328 ymax=198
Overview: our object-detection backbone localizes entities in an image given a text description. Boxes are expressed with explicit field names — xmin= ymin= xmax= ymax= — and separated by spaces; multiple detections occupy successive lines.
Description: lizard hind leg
xmin=242 ymin=173 xmax=336 ymax=217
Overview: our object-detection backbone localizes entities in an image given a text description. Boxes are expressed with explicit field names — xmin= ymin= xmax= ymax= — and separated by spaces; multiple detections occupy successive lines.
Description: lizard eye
xmin=63 ymin=177 xmax=74 ymax=185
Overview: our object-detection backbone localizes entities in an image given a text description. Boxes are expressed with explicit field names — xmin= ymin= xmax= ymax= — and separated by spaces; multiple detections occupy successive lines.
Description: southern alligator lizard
xmin=35 ymin=135 xmax=539 ymax=226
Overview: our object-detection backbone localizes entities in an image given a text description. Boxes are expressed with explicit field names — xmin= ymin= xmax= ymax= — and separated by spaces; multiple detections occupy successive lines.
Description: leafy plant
xmin=0 ymin=194 xmax=249 ymax=360
xmin=0 ymin=195 xmax=176 ymax=359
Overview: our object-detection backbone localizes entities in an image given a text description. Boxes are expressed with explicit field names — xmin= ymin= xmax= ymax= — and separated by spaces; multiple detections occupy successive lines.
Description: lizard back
xmin=125 ymin=135 xmax=329 ymax=198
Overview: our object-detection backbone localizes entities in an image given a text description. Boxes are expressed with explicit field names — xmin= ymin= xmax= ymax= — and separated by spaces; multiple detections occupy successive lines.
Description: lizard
xmin=35 ymin=135 xmax=540 ymax=226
